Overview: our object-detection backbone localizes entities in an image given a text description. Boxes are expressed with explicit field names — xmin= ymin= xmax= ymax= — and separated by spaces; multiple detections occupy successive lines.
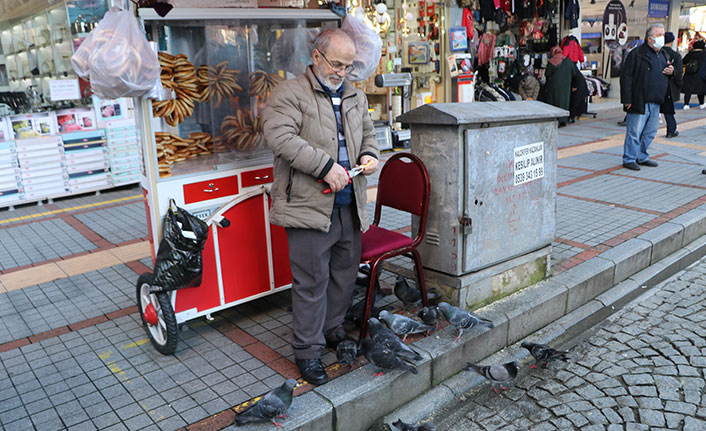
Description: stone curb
xmin=228 ymin=206 xmax=706 ymax=431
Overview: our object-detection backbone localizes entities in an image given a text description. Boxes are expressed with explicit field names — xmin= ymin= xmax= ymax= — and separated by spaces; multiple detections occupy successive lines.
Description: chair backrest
xmin=373 ymin=153 xmax=430 ymax=242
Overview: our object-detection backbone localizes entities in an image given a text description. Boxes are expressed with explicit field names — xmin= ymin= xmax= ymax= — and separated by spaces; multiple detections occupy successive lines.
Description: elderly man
xmin=263 ymin=29 xmax=379 ymax=385
xmin=620 ymin=23 xmax=674 ymax=171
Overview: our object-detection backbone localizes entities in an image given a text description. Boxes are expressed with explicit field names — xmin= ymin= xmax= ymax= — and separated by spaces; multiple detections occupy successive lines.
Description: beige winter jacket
xmin=263 ymin=67 xmax=379 ymax=233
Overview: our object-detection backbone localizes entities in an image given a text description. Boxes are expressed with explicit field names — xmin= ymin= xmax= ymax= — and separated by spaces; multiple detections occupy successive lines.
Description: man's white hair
xmin=646 ymin=23 xmax=664 ymax=40
xmin=313 ymin=28 xmax=354 ymax=55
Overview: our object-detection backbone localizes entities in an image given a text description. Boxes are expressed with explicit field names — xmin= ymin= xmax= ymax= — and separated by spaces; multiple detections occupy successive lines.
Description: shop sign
xmin=603 ymin=0 xmax=629 ymax=49
xmin=49 ymin=79 xmax=81 ymax=102
xmin=513 ymin=142 xmax=544 ymax=186
xmin=648 ymin=0 xmax=670 ymax=18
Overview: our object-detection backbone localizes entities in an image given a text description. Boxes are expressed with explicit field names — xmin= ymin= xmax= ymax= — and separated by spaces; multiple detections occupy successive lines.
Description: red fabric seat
xmin=358 ymin=153 xmax=431 ymax=340
xmin=360 ymin=225 xmax=413 ymax=261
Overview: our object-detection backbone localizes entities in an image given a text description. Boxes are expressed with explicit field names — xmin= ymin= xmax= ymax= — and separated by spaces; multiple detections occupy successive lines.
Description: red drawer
xmin=183 ymin=175 xmax=239 ymax=204
xmin=241 ymin=167 xmax=273 ymax=188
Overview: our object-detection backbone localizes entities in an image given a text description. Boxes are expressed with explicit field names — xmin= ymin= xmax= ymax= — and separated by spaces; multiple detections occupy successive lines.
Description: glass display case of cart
xmin=139 ymin=9 xmax=340 ymax=180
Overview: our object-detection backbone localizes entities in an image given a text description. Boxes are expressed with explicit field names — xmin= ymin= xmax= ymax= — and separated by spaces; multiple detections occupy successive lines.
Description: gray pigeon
xmin=394 ymin=274 xmax=421 ymax=308
xmin=437 ymin=302 xmax=494 ymax=340
xmin=464 ymin=361 xmax=519 ymax=392
xmin=417 ymin=306 xmax=440 ymax=328
xmin=379 ymin=310 xmax=435 ymax=341
xmin=521 ymin=342 xmax=571 ymax=368
xmin=361 ymin=337 xmax=418 ymax=376
xmin=369 ymin=317 xmax=423 ymax=362
xmin=336 ymin=337 xmax=358 ymax=366
xmin=345 ymin=298 xmax=381 ymax=328
xmin=392 ymin=419 xmax=437 ymax=431
xmin=234 ymin=379 xmax=297 ymax=426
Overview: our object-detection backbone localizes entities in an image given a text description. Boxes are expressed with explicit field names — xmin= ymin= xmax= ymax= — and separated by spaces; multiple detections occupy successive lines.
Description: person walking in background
xmin=620 ymin=23 xmax=674 ymax=171
xmin=662 ymin=32 xmax=683 ymax=138
xmin=263 ymin=29 xmax=379 ymax=385
xmin=681 ymin=40 xmax=706 ymax=110
xmin=545 ymin=45 xmax=578 ymax=127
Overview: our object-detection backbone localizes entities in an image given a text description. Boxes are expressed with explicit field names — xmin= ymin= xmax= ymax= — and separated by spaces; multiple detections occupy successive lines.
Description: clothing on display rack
xmin=478 ymin=32 xmax=498 ymax=65
xmin=560 ymin=35 xmax=584 ymax=63
xmin=564 ymin=0 xmax=580 ymax=29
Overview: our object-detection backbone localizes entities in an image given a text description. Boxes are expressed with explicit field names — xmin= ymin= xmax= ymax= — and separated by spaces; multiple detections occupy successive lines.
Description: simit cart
xmin=135 ymin=7 xmax=341 ymax=354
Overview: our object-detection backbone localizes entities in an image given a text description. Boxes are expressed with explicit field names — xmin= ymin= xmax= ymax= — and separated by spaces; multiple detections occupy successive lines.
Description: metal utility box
xmin=398 ymin=101 xmax=567 ymax=278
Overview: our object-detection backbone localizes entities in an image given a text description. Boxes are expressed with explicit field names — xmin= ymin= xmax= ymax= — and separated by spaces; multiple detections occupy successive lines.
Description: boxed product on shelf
xmin=103 ymin=118 xmax=142 ymax=186
xmin=0 ymin=140 xmax=22 ymax=205
xmin=0 ymin=117 xmax=10 ymax=142
xmin=16 ymin=135 xmax=68 ymax=201
xmin=93 ymin=96 xmax=129 ymax=123
xmin=9 ymin=112 xmax=57 ymax=139
xmin=55 ymin=107 xmax=97 ymax=133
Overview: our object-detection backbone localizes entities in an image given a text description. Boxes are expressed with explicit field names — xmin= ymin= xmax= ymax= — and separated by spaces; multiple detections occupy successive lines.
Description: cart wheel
xmin=136 ymin=273 xmax=178 ymax=355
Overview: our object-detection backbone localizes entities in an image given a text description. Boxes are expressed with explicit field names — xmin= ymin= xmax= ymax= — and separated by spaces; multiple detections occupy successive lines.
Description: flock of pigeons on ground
xmin=234 ymin=273 xmax=573 ymax=429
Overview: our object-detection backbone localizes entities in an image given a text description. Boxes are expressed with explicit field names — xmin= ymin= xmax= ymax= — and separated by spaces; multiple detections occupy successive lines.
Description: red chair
xmin=359 ymin=152 xmax=431 ymax=339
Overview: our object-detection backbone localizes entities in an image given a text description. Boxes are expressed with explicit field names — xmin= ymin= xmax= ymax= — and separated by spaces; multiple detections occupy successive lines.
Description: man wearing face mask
xmin=620 ymin=23 xmax=674 ymax=171
xmin=263 ymin=29 xmax=379 ymax=385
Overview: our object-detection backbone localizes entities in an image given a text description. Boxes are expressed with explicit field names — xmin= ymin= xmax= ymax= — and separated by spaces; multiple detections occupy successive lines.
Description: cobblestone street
xmin=434 ymin=259 xmax=706 ymax=431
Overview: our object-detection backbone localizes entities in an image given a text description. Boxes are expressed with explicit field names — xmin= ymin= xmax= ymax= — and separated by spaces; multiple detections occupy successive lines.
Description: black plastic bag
xmin=151 ymin=199 xmax=209 ymax=293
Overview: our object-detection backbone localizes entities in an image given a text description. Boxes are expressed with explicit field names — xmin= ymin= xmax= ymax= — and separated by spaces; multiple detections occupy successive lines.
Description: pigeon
xmin=464 ymin=361 xmax=519 ymax=393
xmin=345 ymin=298 xmax=381 ymax=328
xmin=521 ymin=342 xmax=571 ymax=368
xmin=392 ymin=419 xmax=437 ymax=431
xmin=336 ymin=337 xmax=358 ymax=366
xmin=234 ymin=379 xmax=297 ymax=427
xmin=417 ymin=306 xmax=440 ymax=328
xmin=368 ymin=317 xmax=423 ymax=362
xmin=361 ymin=337 xmax=418 ymax=376
xmin=394 ymin=274 xmax=421 ymax=308
xmin=437 ymin=302 xmax=494 ymax=341
xmin=379 ymin=310 xmax=435 ymax=341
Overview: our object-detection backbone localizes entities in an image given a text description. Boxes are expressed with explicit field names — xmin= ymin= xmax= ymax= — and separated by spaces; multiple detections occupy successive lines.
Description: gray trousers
xmin=285 ymin=205 xmax=361 ymax=360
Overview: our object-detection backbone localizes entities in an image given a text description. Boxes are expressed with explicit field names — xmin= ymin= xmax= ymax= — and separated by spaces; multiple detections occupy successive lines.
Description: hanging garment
xmin=560 ymin=35 xmax=585 ymax=63
xmin=478 ymin=32 xmax=498 ymax=65
xmin=564 ymin=0 xmax=580 ymax=29
xmin=462 ymin=8 xmax=475 ymax=40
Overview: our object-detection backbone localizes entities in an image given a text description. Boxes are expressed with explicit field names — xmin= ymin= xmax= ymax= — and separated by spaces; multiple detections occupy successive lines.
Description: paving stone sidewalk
xmin=432 ymin=255 xmax=706 ymax=431
xmin=0 ymin=105 xmax=706 ymax=430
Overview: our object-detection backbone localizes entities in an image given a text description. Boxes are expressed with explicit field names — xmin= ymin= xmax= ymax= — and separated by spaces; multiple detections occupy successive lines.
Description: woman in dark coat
xmin=681 ymin=40 xmax=706 ymax=109
xmin=545 ymin=45 xmax=577 ymax=126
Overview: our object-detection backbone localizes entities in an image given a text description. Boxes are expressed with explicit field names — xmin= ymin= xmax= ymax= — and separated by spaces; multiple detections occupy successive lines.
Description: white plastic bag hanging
xmin=341 ymin=13 xmax=382 ymax=82
xmin=71 ymin=7 xmax=160 ymax=99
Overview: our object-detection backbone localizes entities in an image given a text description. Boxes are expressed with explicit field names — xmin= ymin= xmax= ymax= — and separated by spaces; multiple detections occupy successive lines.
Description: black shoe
xmin=325 ymin=327 xmax=347 ymax=349
xmin=617 ymin=121 xmax=627 ymax=126
xmin=295 ymin=358 xmax=328 ymax=385
xmin=567 ymin=118 xmax=576 ymax=124
xmin=623 ymin=162 xmax=641 ymax=171
xmin=637 ymin=159 xmax=658 ymax=167
xmin=666 ymin=131 xmax=679 ymax=138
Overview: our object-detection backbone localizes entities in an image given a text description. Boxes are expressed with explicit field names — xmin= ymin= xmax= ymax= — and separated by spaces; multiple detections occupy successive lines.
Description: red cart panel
xmin=183 ymin=175 xmax=239 ymax=204
xmin=218 ymin=194 xmax=271 ymax=303
xmin=241 ymin=167 xmax=274 ymax=187
xmin=174 ymin=228 xmax=221 ymax=313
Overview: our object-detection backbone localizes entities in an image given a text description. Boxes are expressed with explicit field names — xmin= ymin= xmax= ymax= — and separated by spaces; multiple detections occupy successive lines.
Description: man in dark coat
xmin=661 ymin=32 xmax=683 ymax=138
xmin=620 ymin=23 xmax=674 ymax=171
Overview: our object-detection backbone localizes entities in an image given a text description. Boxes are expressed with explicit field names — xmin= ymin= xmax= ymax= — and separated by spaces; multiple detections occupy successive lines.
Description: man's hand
xmin=359 ymin=155 xmax=379 ymax=175
xmin=625 ymin=104 xmax=632 ymax=110
xmin=323 ymin=163 xmax=349 ymax=193
xmin=663 ymin=64 xmax=674 ymax=75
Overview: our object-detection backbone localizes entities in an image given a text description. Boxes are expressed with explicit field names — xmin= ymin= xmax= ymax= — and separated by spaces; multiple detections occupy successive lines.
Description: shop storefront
xmin=0 ymin=0 xmax=139 ymax=208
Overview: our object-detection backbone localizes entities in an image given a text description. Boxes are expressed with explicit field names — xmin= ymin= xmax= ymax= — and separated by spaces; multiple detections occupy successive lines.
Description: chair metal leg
xmin=358 ymin=259 xmax=382 ymax=341
xmin=411 ymin=249 xmax=429 ymax=307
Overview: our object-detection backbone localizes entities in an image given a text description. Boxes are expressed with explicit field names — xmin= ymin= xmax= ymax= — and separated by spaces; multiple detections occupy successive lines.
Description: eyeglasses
xmin=316 ymin=49 xmax=354 ymax=74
